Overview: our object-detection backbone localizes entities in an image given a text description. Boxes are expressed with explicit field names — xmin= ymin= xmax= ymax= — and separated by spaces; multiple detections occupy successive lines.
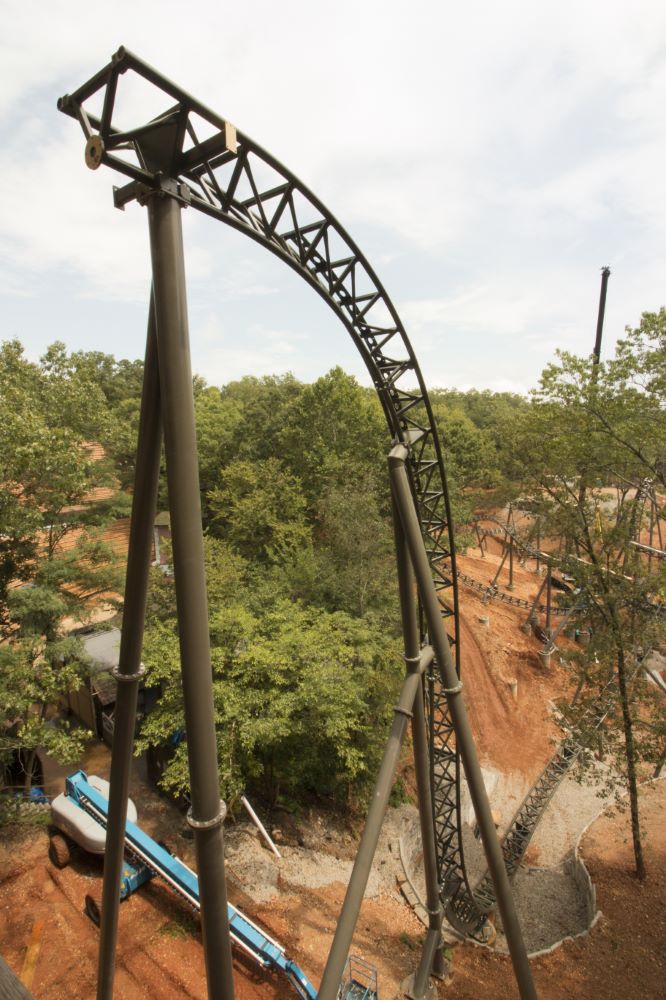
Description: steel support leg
xmin=97 ymin=301 xmax=162 ymax=1000
xmin=388 ymin=445 xmax=537 ymax=1000
xmin=391 ymin=493 xmax=445 ymax=997
xmin=317 ymin=647 xmax=431 ymax=1000
xmin=147 ymin=192 xmax=235 ymax=1000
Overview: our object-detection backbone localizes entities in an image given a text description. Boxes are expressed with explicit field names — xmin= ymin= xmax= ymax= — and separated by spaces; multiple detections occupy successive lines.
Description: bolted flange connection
xmin=186 ymin=802 xmax=227 ymax=831
xmin=85 ymin=134 xmax=104 ymax=170
xmin=112 ymin=663 xmax=146 ymax=684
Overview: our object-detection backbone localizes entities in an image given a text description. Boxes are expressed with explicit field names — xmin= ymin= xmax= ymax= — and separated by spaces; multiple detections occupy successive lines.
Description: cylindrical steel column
xmin=389 ymin=445 xmax=537 ymax=1000
xmin=146 ymin=191 xmax=235 ymax=1000
xmin=391 ymin=493 xmax=445 ymax=993
xmin=317 ymin=654 xmax=428 ymax=1000
xmin=97 ymin=302 xmax=162 ymax=1000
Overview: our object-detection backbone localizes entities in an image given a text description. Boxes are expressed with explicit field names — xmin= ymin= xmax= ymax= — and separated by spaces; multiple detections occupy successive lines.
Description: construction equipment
xmin=50 ymin=771 xmax=318 ymax=1000
xmin=338 ymin=956 xmax=378 ymax=1000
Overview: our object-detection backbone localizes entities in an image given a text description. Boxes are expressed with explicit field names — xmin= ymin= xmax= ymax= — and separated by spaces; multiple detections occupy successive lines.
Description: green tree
xmin=278 ymin=367 xmax=388 ymax=506
xmin=512 ymin=313 xmax=666 ymax=879
xmin=0 ymin=341 xmax=125 ymax=794
xmin=207 ymin=457 xmax=310 ymax=564
xmin=277 ymin=477 xmax=396 ymax=620
xmin=66 ymin=348 xmax=145 ymax=488
xmin=137 ymin=595 xmax=402 ymax=808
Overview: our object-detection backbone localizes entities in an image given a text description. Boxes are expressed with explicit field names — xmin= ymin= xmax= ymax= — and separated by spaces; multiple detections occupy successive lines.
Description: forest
xmin=1 ymin=309 xmax=665 ymax=876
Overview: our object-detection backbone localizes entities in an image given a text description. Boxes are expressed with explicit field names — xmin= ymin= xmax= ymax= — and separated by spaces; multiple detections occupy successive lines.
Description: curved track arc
xmin=60 ymin=49 xmax=489 ymax=934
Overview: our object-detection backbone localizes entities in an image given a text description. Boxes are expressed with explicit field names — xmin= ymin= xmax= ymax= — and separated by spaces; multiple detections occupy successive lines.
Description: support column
xmin=97 ymin=302 xmax=162 ymax=1000
xmin=316 ymin=648 xmax=430 ymax=1000
xmin=391 ymin=494 xmax=445 ymax=997
xmin=508 ymin=535 xmax=514 ymax=591
xmin=146 ymin=191 xmax=235 ymax=1000
xmin=388 ymin=445 xmax=537 ymax=1000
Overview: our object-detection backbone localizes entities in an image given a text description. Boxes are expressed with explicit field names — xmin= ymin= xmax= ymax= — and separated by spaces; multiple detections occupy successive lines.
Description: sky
xmin=1 ymin=0 xmax=665 ymax=396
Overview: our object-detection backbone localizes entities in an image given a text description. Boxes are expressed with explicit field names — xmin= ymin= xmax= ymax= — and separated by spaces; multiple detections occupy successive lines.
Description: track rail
xmin=58 ymin=47 xmax=526 ymax=937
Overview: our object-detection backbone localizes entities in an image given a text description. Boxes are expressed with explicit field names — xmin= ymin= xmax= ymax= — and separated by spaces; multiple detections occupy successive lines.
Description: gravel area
xmin=403 ymin=760 xmax=617 ymax=955
xmin=224 ymin=805 xmax=416 ymax=903
xmin=226 ymin=758 xmax=615 ymax=956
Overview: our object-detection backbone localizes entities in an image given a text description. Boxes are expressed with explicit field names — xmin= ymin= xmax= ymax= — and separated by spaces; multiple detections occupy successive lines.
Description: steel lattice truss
xmin=58 ymin=47 xmax=508 ymax=937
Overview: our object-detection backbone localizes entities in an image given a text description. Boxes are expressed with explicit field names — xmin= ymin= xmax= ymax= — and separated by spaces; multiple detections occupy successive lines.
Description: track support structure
xmin=58 ymin=47 xmax=542 ymax=996
xmin=388 ymin=445 xmax=537 ymax=1000
xmin=94 ymin=186 xmax=236 ymax=1000
xmin=96 ymin=301 xmax=161 ymax=1000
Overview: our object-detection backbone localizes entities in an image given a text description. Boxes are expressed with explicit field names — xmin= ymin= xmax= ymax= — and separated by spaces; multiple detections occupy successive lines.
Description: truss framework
xmin=59 ymin=47 xmax=494 ymax=936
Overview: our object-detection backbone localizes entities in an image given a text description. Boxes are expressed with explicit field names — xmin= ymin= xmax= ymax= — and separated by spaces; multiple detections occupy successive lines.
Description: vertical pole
xmin=97 ymin=301 xmax=162 ymax=1000
xmin=508 ymin=535 xmax=514 ymax=591
xmin=545 ymin=565 xmax=552 ymax=640
xmin=146 ymin=191 xmax=235 ymax=1000
xmin=388 ymin=445 xmax=537 ymax=1000
xmin=593 ymin=266 xmax=611 ymax=365
xmin=535 ymin=523 xmax=540 ymax=574
xmin=390 ymin=493 xmax=444 ymax=995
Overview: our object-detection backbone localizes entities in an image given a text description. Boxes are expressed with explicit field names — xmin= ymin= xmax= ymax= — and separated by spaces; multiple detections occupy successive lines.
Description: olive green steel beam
xmin=391 ymin=492 xmax=446 ymax=996
xmin=146 ymin=191 xmax=235 ymax=1000
xmin=96 ymin=302 xmax=161 ymax=1000
xmin=316 ymin=644 xmax=434 ymax=1000
xmin=388 ymin=444 xmax=537 ymax=1000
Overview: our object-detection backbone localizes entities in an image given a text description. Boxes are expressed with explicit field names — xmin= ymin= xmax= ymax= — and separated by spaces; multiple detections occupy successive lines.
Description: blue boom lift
xmin=50 ymin=771 xmax=319 ymax=1000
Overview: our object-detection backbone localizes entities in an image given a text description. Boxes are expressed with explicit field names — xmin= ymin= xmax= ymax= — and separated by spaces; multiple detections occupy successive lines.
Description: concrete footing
xmin=401 ymin=972 xmax=437 ymax=1000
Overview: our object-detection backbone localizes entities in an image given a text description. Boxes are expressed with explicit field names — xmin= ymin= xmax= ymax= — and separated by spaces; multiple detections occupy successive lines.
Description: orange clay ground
xmin=1 ymin=537 xmax=664 ymax=999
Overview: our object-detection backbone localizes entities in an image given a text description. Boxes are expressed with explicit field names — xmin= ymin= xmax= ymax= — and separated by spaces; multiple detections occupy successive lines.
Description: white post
xmin=241 ymin=796 xmax=282 ymax=858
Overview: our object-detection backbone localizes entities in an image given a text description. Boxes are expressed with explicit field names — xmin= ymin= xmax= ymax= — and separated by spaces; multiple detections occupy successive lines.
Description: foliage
xmin=208 ymin=458 xmax=310 ymax=564
xmin=0 ymin=341 xmax=125 ymax=794
xmin=511 ymin=310 xmax=666 ymax=878
xmin=276 ymin=367 xmax=388 ymax=505
xmin=429 ymin=387 xmax=528 ymax=484
xmin=274 ymin=477 xmax=397 ymax=621
xmin=137 ymin=589 xmax=402 ymax=808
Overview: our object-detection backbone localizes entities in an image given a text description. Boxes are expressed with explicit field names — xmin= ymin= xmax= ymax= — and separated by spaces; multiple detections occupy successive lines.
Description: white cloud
xmin=1 ymin=0 xmax=665 ymax=394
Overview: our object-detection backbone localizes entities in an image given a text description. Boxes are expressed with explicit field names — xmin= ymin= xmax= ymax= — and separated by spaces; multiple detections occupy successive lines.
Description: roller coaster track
xmin=59 ymin=49 xmax=610 ymax=943
xmin=58 ymin=48 xmax=491 ymax=939
xmin=457 ymin=570 xmax=574 ymax=615
xmin=458 ymin=507 xmax=666 ymax=917
xmin=473 ymin=513 xmax=552 ymax=566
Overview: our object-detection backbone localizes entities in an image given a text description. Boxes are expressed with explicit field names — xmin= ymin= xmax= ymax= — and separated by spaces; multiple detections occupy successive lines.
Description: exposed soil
xmin=2 ymin=516 xmax=663 ymax=998
xmin=0 ymin=804 xmax=426 ymax=1000
xmin=441 ymin=779 xmax=666 ymax=999
xmin=2 ymin=780 xmax=664 ymax=999
xmin=455 ymin=547 xmax=571 ymax=780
